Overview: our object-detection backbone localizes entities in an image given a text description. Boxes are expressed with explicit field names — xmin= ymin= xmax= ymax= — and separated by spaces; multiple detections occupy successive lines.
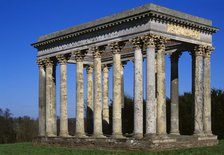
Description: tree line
xmin=121 ymin=89 xmax=224 ymax=139
xmin=0 ymin=109 xmax=38 ymax=143
xmin=0 ymin=89 xmax=223 ymax=144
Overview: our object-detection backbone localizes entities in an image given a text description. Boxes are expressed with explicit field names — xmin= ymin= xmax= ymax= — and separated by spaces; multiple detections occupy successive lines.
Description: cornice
xmin=31 ymin=4 xmax=219 ymax=49
xmin=149 ymin=11 xmax=218 ymax=34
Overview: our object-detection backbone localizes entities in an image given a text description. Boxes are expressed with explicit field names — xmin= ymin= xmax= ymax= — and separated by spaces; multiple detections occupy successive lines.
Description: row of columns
xmin=37 ymin=34 xmax=213 ymax=138
xmin=169 ymin=45 xmax=213 ymax=136
xmin=194 ymin=45 xmax=213 ymax=136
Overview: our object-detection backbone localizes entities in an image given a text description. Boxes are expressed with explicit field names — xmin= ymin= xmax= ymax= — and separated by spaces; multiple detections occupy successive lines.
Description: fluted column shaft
xmin=75 ymin=52 xmax=85 ymax=137
xmin=57 ymin=55 xmax=69 ymax=137
xmin=45 ymin=58 xmax=56 ymax=137
xmin=37 ymin=59 xmax=46 ymax=136
xmin=203 ymin=46 xmax=213 ymax=135
xmin=143 ymin=35 xmax=156 ymax=136
xmin=156 ymin=37 xmax=167 ymax=135
xmin=132 ymin=37 xmax=143 ymax=139
xmin=170 ymin=53 xmax=181 ymax=135
xmin=110 ymin=42 xmax=123 ymax=138
xmin=193 ymin=45 xmax=204 ymax=135
xmin=103 ymin=65 xmax=110 ymax=134
xmin=93 ymin=48 xmax=104 ymax=137
xmin=86 ymin=65 xmax=93 ymax=134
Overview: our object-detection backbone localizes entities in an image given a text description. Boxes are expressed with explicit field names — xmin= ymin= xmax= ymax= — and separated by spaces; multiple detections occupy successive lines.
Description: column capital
xmin=194 ymin=45 xmax=204 ymax=57
xmin=102 ymin=64 xmax=111 ymax=73
xmin=85 ymin=65 xmax=93 ymax=74
xmin=130 ymin=36 xmax=143 ymax=50
xmin=156 ymin=36 xmax=169 ymax=51
xmin=37 ymin=59 xmax=45 ymax=68
xmin=142 ymin=34 xmax=158 ymax=48
xmin=90 ymin=47 xmax=102 ymax=58
xmin=109 ymin=42 xmax=124 ymax=55
xmin=204 ymin=46 xmax=214 ymax=58
xmin=44 ymin=58 xmax=54 ymax=67
xmin=73 ymin=51 xmax=86 ymax=62
xmin=56 ymin=54 xmax=71 ymax=64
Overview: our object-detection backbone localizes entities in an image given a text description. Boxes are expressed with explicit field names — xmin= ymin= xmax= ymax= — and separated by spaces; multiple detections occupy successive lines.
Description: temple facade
xmin=32 ymin=4 xmax=219 ymax=149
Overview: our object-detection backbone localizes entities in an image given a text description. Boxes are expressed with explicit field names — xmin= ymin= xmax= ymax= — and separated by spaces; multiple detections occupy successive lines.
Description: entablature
xmin=32 ymin=3 xmax=219 ymax=61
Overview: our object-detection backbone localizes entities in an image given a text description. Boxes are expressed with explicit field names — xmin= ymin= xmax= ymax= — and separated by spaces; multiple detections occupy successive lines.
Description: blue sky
xmin=0 ymin=0 xmax=223 ymax=118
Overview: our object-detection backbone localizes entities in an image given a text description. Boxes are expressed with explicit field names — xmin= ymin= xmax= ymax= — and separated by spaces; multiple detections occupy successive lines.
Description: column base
xmin=193 ymin=131 xmax=205 ymax=136
xmin=112 ymin=133 xmax=125 ymax=139
xmin=156 ymin=134 xmax=168 ymax=139
xmin=169 ymin=132 xmax=180 ymax=136
xmin=144 ymin=133 xmax=157 ymax=139
xmin=59 ymin=133 xmax=70 ymax=137
xmin=46 ymin=134 xmax=57 ymax=137
xmin=75 ymin=132 xmax=87 ymax=138
xmin=92 ymin=134 xmax=106 ymax=139
xmin=133 ymin=133 xmax=143 ymax=139
xmin=204 ymin=131 xmax=213 ymax=136
xmin=38 ymin=134 xmax=46 ymax=137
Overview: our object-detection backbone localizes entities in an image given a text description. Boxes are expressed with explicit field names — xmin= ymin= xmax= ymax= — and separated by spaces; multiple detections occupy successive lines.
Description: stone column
xmin=203 ymin=46 xmax=213 ymax=135
xmin=193 ymin=45 xmax=204 ymax=135
xmin=102 ymin=64 xmax=110 ymax=134
xmin=191 ymin=51 xmax=195 ymax=133
xmin=86 ymin=65 xmax=94 ymax=135
xmin=57 ymin=55 xmax=70 ymax=137
xmin=45 ymin=58 xmax=56 ymax=137
xmin=156 ymin=37 xmax=168 ymax=136
xmin=131 ymin=37 xmax=143 ymax=139
xmin=170 ymin=52 xmax=181 ymax=135
xmin=109 ymin=42 xmax=123 ymax=138
xmin=121 ymin=63 xmax=125 ymax=109
xmin=143 ymin=34 xmax=157 ymax=137
xmin=37 ymin=59 xmax=46 ymax=136
xmin=120 ymin=61 xmax=127 ymax=109
xmin=52 ymin=64 xmax=57 ymax=136
xmin=92 ymin=47 xmax=104 ymax=138
xmin=74 ymin=51 xmax=86 ymax=137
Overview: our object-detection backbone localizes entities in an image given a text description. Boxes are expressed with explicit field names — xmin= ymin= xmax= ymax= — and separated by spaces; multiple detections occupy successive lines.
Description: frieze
xmin=167 ymin=24 xmax=200 ymax=39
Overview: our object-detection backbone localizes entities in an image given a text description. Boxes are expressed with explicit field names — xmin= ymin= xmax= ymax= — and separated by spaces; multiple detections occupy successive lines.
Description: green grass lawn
xmin=0 ymin=141 xmax=224 ymax=155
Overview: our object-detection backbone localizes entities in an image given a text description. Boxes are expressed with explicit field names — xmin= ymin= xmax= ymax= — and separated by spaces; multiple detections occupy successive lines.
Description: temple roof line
xmin=32 ymin=3 xmax=218 ymax=48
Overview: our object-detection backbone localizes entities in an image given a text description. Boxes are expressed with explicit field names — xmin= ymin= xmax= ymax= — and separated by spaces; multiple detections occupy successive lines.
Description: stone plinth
xmin=34 ymin=135 xmax=218 ymax=151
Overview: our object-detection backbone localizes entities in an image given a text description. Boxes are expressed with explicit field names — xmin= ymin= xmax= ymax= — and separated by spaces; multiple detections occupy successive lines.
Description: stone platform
xmin=33 ymin=135 xmax=218 ymax=151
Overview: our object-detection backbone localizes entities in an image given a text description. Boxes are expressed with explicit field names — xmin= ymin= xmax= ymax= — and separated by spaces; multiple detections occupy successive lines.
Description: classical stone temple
xmin=32 ymin=4 xmax=219 ymax=149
